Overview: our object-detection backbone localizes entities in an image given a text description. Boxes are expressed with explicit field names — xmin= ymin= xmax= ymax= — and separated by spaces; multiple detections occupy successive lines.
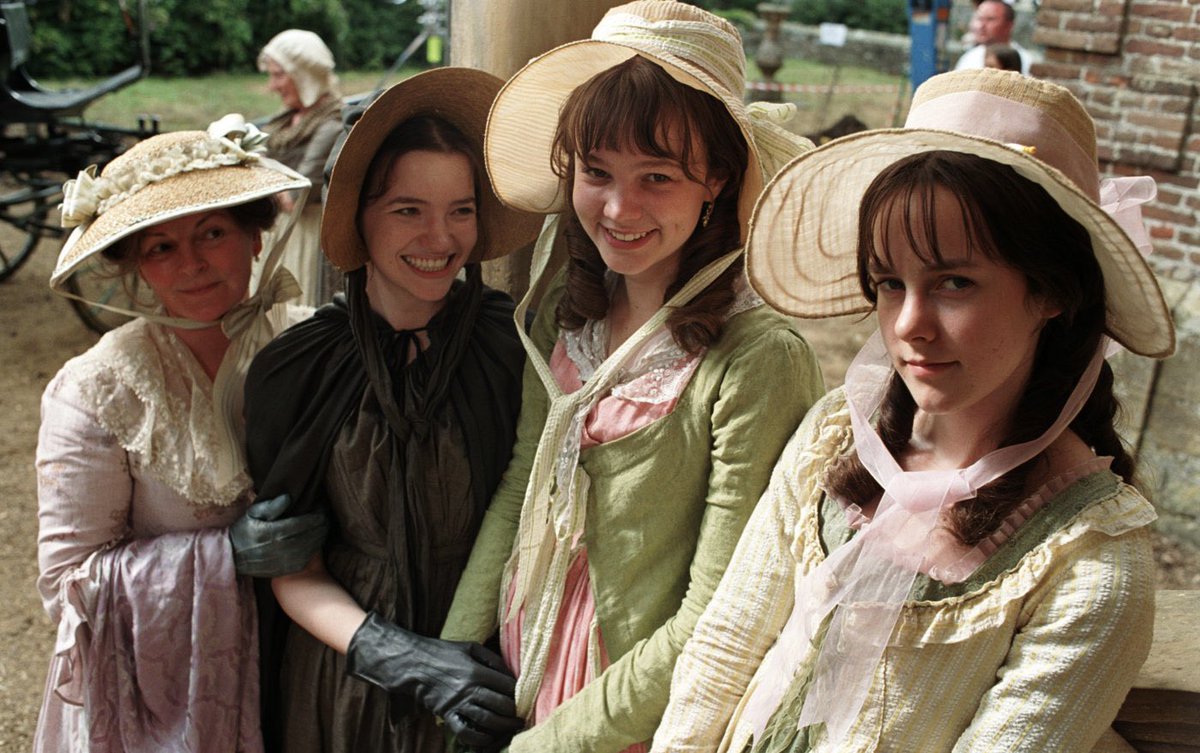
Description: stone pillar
xmin=450 ymin=0 xmax=622 ymax=298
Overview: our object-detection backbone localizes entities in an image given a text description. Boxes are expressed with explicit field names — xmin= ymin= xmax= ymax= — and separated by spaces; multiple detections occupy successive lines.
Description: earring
xmin=701 ymin=200 xmax=714 ymax=228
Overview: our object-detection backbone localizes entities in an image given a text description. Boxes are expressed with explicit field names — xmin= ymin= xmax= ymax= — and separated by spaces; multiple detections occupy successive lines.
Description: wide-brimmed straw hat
xmin=321 ymin=67 xmax=544 ymax=272
xmin=50 ymin=116 xmax=309 ymax=292
xmin=483 ymin=0 xmax=812 ymax=243
xmin=49 ymin=116 xmax=312 ymax=490
xmin=747 ymin=68 xmax=1175 ymax=359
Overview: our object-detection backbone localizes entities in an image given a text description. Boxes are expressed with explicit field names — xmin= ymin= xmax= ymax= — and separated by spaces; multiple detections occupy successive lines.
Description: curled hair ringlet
xmin=825 ymin=151 xmax=1136 ymax=546
xmin=550 ymin=56 xmax=749 ymax=355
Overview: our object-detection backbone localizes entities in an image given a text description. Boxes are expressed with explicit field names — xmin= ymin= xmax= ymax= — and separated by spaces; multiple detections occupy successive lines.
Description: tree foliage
xmin=790 ymin=0 xmax=908 ymax=34
xmin=690 ymin=0 xmax=909 ymax=35
xmin=24 ymin=0 xmax=423 ymax=78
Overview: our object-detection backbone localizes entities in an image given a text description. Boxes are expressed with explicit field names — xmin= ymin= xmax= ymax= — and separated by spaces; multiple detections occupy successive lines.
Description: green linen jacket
xmin=441 ymin=278 xmax=826 ymax=752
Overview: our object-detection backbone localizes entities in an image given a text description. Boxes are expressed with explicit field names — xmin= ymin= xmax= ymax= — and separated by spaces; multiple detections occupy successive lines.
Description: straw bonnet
xmin=51 ymin=115 xmax=309 ymax=291
xmin=321 ymin=67 xmax=544 ymax=272
xmin=50 ymin=116 xmax=311 ymax=490
xmin=747 ymin=68 xmax=1175 ymax=359
xmin=258 ymin=29 xmax=339 ymax=109
xmin=483 ymin=0 xmax=812 ymax=243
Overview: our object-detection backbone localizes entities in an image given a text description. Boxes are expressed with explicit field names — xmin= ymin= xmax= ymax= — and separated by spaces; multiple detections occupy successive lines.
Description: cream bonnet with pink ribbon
xmin=749 ymin=67 xmax=1173 ymax=358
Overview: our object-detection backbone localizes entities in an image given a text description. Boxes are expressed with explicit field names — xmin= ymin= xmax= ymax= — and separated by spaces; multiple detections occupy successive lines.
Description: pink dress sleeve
xmin=33 ymin=367 xmax=263 ymax=753
xmin=36 ymin=370 xmax=134 ymax=623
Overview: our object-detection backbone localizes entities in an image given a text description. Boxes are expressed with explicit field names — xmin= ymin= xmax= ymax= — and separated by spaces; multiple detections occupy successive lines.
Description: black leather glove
xmin=228 ymin=494 xmax=329 ymax=578
xmin=346 ymin=612 xmax=524 ymax=749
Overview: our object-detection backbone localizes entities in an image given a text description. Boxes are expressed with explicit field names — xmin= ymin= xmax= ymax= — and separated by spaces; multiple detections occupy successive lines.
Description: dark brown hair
xmin=102 ymin=196 xmax=280 ymax=275
xmin=985 ymin=44 xmax=1022 ymax=72
xmin=357 ymin=115 xmax=488 ymax=260
xmin=550 ymin=55 xmax=749 ymax=354
xmin=824 ymin=150 xmax=1134 ymax=545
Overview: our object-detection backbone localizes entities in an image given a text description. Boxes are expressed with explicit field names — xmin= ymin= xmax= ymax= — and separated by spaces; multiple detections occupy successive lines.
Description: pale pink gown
xmin=34 ymin=319 xmax=263 ymax=753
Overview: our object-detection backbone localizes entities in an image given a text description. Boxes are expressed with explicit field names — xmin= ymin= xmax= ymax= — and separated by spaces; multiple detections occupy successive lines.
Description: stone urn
xmin=755 ymin=3 xmax=789 ymax=102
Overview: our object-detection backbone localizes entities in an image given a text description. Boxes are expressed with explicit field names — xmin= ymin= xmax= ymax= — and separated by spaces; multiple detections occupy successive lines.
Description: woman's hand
xmin=228 ymin=493 xmax=328 ymax=578
xmin=346 ymin=612 xmax=525 ymax=749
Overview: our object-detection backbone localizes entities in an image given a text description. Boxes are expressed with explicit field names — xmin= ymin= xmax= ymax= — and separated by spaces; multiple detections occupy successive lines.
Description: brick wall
xmin=1034 ymin=0 xmax=1200 ymax=549
xmin=1034 ymin=0 xmax=1200 ymax=281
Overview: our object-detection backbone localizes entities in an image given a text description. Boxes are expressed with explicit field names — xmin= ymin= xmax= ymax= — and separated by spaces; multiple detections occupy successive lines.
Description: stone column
xmin=450 ymin=0 xmax=622 ymax=298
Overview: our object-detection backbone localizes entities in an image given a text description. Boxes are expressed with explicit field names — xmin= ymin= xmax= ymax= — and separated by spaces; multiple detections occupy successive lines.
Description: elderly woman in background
xmin=258 ymin=28 xmax=344 ymax=305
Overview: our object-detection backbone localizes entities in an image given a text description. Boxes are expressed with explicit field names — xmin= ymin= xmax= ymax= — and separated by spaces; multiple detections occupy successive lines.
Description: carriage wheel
xmin=0 ymin=219 xmax=42 ymax=282
xmin=0 ymin=183 xmax=52 ymax=282
xmin=61 ymin=258 xmax=154 ymax=334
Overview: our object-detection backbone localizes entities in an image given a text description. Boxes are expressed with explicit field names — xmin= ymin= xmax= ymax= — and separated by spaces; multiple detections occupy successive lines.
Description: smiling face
xmin=868 ymin=185 xmax=1058 ymax=430
xmin=265 ymin=58 xmax=302 ymax=111
xmin=136 ymin=209 xmax=261 ymax=322
xmin=571 ymin=136 xmax=725 ymax=293
xmin=359 ymin=149 xmax=477 ymax=329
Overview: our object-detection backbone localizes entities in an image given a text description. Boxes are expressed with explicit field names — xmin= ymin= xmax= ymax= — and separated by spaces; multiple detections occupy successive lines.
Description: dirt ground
xmin=1 ymin=222 xmax=1198 ymax=750
xmin=0 ymin=227 xmax=97 ymax=749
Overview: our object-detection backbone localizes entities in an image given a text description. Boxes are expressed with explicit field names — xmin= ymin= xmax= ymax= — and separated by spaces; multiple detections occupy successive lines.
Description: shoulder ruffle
xmin=790 ymin=391 xmax=1157 ymax=646
xmin=890 ymin=484 xmax=1155 ymax=645
xmin=785 ymin=389 xmax=853 ymax=563
xmin=62 ymin=319 xmax=252 ymax=507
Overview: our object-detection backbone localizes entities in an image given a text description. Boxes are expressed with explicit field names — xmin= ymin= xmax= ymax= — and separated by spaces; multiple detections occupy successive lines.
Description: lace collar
xmin=561 ymin=272 xmax=763 ymax=401
xmin=68 ymin=318 xmax=253 ymax=507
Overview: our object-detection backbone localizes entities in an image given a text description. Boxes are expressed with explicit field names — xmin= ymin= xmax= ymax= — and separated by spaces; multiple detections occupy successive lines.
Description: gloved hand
xmin=346 ymin=612 xmax=524 ymax=749
xmin=229 ymin=494 xmax=329 ymax=578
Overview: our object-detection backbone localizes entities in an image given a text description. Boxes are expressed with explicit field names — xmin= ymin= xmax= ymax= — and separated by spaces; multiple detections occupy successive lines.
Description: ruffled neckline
xmin=66 ymin=318 xmax=253 ymax=507
xmin=561 ymin=272 xmax=763 ymax=401
xmin=838 ymin=455 xmax=1116 ymax=584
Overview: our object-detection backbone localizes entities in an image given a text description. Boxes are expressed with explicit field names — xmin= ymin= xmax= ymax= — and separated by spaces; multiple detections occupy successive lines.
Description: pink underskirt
xmin=550 ymin=339 xmax=678 ymax=449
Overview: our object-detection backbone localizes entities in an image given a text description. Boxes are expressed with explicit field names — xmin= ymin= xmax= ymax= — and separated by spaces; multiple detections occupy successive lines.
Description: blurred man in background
xmin=955 ymin=0 xmax=1031 ymax=74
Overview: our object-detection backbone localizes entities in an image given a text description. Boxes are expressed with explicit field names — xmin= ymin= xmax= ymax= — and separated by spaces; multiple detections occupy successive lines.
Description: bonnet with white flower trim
xmin=51 ymin=114 xmax=311 ymax=488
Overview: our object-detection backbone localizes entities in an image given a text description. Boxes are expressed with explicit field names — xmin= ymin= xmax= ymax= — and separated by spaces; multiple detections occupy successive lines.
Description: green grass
xmin=46 ymin=68 xmax=422 ymax=132
xmin=746 ymin=58 xmax=911 ymax=134
xmin=48 ymin=58 xmax=910 ymax=138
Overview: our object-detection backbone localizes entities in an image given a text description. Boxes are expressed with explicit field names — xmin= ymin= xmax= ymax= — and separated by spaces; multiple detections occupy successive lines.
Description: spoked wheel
xmin=62 ymin=258 xmax=154 ymax=334
xmin=0 ymin=175 xmax=57 ymax=282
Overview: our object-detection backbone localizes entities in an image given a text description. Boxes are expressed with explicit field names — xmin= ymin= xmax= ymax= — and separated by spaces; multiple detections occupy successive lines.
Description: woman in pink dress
xmin=34 ymin=118 xmax=319 ymax=752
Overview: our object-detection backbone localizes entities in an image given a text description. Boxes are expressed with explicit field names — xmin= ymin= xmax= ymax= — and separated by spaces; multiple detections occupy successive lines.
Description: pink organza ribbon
xmin=1098 ymin=175 xmax=1156 ymax=357
xmin=742 ymin=331 xmax=1106 ymax=746
xmin=1099 ymin=175 xmax=1156 ymax=260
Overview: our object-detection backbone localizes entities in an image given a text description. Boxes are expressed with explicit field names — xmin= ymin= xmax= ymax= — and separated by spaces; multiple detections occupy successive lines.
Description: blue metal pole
xmin=907 ymin=0 xmax=950 ymax=90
